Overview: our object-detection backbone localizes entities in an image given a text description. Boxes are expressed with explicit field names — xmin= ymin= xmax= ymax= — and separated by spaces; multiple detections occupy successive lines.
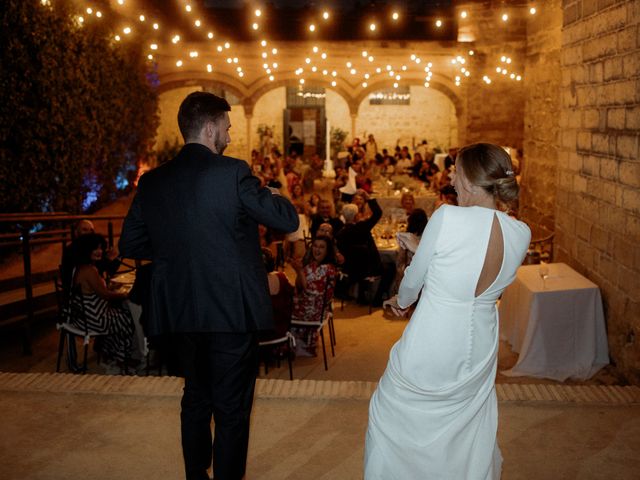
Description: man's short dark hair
xmin=177 ymin=91 xmax=231 ymax=141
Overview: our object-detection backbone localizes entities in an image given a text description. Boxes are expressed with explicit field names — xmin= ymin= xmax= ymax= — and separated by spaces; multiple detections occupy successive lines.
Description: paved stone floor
xmin=0 ymin=373 xmax=639 ymax=480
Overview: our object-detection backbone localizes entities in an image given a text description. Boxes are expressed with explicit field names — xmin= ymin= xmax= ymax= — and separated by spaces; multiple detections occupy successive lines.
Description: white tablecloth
xmin=375 ymin=194 xmax=437 ymax=217
xmin=434 ymin=153 xmax=448 ymax=171
xmin=499 ymin=263 xmax=609 ymax=381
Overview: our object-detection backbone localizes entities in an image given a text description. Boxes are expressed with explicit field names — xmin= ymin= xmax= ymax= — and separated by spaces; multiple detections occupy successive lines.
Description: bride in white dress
xmin=365 ymin=143 xmax=531 ymax=479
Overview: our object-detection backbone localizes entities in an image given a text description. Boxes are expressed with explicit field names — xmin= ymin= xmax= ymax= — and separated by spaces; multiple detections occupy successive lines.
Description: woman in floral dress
xmin=291 ymin=236 xmax=337 ymax=356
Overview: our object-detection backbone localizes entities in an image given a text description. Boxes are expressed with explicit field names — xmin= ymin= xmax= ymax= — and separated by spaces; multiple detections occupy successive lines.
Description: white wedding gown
xmin=365 ymin=205 xmax=530 ymax=479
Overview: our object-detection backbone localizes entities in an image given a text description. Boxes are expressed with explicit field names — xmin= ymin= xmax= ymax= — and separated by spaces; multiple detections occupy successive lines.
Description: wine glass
xmin=539 ymin=262 xmax=549 ymax=289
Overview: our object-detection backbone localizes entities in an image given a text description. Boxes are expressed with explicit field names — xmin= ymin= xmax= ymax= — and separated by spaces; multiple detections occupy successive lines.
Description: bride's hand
xmin=390 ymin=304 xmax=410 ymax=317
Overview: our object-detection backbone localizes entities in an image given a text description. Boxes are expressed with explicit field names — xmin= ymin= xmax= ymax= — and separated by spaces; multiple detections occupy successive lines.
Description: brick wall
xmin=520 ymin=0 xmax=563 ymax=234
xmin=559 ymin=0 xmax=640 ymax=381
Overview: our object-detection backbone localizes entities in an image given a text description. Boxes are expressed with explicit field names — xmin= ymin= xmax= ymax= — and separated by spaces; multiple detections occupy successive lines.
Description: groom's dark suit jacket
xmin=119 ymin=143 xmax=299 ymax=336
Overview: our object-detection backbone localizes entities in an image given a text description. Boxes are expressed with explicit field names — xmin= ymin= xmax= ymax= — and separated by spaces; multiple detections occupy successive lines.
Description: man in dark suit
xmin=119 ymin=91 xmax=299 ymax=480
xmin=309 ymin=198 xmax=344 ymax=238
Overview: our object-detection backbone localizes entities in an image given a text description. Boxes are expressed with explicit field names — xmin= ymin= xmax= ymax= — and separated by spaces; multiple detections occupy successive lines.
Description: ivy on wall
xmin=0 ymin=0 xmax=159 ymax=213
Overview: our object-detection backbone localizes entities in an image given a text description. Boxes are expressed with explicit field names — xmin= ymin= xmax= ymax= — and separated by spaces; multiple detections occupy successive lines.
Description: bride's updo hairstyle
xmin=456 ymin=143 xmax=519 ymax=204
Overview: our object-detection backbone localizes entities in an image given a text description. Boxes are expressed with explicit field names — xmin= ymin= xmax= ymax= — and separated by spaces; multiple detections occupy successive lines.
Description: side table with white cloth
xmin=499 ymin=263 xmax=609 ymax=381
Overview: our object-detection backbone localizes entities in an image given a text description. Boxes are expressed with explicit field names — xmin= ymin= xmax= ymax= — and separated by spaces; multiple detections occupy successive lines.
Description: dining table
xmin=372 ymin=175 xmax=438 ymax=217
xmin=499 ymin=262 xmax=609 ymax=381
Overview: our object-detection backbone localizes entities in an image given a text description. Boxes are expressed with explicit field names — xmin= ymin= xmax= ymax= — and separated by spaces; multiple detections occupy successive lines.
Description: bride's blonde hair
xmin=456 ymin=143 xmax=519 ymax=205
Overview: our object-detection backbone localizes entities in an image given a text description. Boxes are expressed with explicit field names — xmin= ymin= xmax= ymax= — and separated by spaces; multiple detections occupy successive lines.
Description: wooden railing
xmin=0 ymin=213 xmax=126 ymax=354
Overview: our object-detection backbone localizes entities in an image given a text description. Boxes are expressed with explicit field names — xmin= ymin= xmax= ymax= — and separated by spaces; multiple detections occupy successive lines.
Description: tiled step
xmin=1 ymin=372 xmax=639 ymax=405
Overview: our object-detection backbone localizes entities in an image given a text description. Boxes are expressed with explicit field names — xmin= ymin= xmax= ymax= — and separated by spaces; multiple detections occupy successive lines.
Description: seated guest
xmin=61 ymin=219 xmax=120 ymax=292
xmin=395 ymin=147 xmax=412 ymax=174
xmin=70 ymin=233 xmax=141 ymax=368
xmin=259 ymin=248 xmax=294 ymax=342
xmin=302 ymin=154 xmax=324 ymax=194
xmin=395 ymin=209 xmax=429 ymax=289
xmin=380 ymin=154 xmax=395 ymax=177
xmin=435 ymin=184 xmax=459 ymax=209
xmin=409 ymin=152 xmax=425 ymax=178
xmin=417 ymin=156 xmax=440 ymax=185
xmin=307 ymin=192 xmax=322 ymax=217
xmin=309 ymin=199 xmax=344 ymax=237
xmin=336 ymin=190 xmax=393 ymax=306
xmin=352 ymin=192 xmax=372 ymax=221
xmin=290 ymin=236 xmax=337 ymax=356
xmin=316 ymin=222 xmax=345 ymax=265
xmin=433 ymin=157 xmax=454 ymax=192
xmin=400 ymin=193 xmax=416 ymax=217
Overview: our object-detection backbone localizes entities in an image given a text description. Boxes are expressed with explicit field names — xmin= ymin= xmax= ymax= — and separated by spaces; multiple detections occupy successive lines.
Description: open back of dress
xmin=365 ymin=205 xmax=530 ymax=480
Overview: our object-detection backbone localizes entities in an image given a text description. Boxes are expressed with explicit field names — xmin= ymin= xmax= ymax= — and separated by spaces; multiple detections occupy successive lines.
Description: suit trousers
xmin=174 ymin=332 xmax=259 ymax=480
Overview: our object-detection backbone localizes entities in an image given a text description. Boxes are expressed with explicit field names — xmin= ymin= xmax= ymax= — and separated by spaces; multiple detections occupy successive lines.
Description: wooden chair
xmin=291 ymin=274 xmax=336 ymax=371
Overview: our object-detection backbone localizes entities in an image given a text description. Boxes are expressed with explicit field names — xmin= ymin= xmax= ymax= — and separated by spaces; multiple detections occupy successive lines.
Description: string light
xmin=261 ymin=40 xmax=267 ymax=47
xmin=460 ymin=11 xmax=468 ymax=19
xmin=150 ymin=43 xmax=158 ymax=50
xmin=530 ymin=7 xmax=537 ymax=15
xmin=435 ymin=19 xmax=442 ymax=28
xmin=252 ymin=23 xmax=259 ymax=30
xmin=123 ymin=26 xmax=131 ymax=34
xmin=309 ymin=24 xmax=316 ymax=32
xmin=255 ymin=9 xmax=261 ymax=17
xmin=392 ymin=12 xmax=399 ymax=20
xmin=139 ymin=15 xmax=145 ymax=22
xmin=207 ymin=64 xmax=213 ymax=72
xmin=185 ymin=5 xmax=192 ymax=13
xmin=195 ymin=19 xmax=201 ymax=27
xmin=176 ymin=60 xmax=183 ymax=67
xmin=331 ymin=80 xmax=337 ymax=87
xmin=369 ymin=23 xmax=376 ymax=31
xmin=152 ymin=23 xmax=158 ymax=30
xmin=322 ymin=11 xmax=330 ymax=20
xmin=207 ymin=32 xmax=214 ymax=39
xmin=269 ymin=75 xmax=275 ymax=81
xmin=502 ymin=13 xmax=509 ymax=21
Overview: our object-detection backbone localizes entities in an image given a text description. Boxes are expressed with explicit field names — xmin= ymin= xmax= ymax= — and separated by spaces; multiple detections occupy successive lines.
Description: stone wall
xmin=156 ymin=84 xmax=459 ymax=159
xmin=251 ymin=86 xmax=286 ymax=153
xmin=355 ymin=86 xmax=458 ymax=152
xmin=459 ymin=2 xmax=527 ymax=149
xmin=325 ymin=89 xmax=351 ymax=145
xmin=559 ymin=0 xmax=640 ymax=381
xmin=520 ymin=0 xmax=563 ymax=234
